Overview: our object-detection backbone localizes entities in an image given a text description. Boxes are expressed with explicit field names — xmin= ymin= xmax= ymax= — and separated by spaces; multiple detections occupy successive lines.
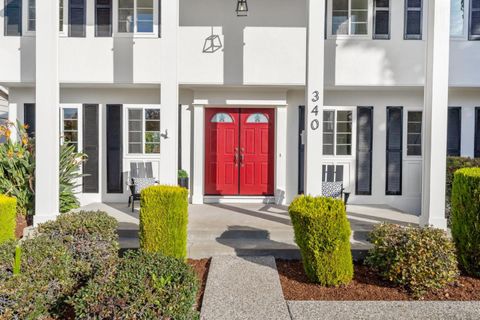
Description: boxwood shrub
xmin=0 ymin=195 xmax=16 ymax=244
xmin=451 ymin=167 xmax=480 ymax=277
xmin=365 ymin=223 xmax=459 ymax=297
xmin=446 ymin=157 xmax=480 ymax=218
xmin=73 ymin=250 xmax=199 ymax=320
xmin=289 ymin=195 xmax=353 ymax=286
xmin=140 ymin=185 xmax=189 ymax=259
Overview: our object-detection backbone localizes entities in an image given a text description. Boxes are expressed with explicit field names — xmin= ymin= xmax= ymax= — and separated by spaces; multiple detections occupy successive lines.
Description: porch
xmin=78 ymin=202 xmax=419 ymax=259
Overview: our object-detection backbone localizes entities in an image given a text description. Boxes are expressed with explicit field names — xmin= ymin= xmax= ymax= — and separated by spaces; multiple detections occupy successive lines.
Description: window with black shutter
xmin=475 ymin=107 xmax=480 ymax=158
xmin=83 ymin=105 xmax=99 ymax=193
xmin=23 ymin=103 xmax=36 ymax=138
xmin=95 ymin=0 xmax=112 ymax=37
xmin=404 ymin=0 xmax=423 ymax=40
xmin=4 ymin=0 xmax=22 ymax=36
xmin=69 ymin=0 xmax=86 ymax=37
xmin=373 ymin=0 xmax=390 ymax=39
xmin=106 ymin=105 xmax=123 ymax=193
xmin=356 ymin=107 xmax=373 ymax=195
xmin=470 ymin=0 xmax=480 ymax=40
xmin=447 ymin=107 xmax=462 ymax=157
xmin=386 ymin=107 xmax=403 ymax=195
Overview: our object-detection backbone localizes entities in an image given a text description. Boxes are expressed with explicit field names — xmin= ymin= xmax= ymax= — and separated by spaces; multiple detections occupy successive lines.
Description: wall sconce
xmin=236 ymin=0 xmax=248 ymax=17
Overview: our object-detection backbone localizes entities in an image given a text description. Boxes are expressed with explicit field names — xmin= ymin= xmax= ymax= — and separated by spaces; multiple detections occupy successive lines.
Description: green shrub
xmin=73 ymin=250 xmax=199 ymax=320
xmin=446 ymin=157 xmax=480 ymax=218
xmin=365 ymin=223 xmax=459 ymax=297
xmin=178 ymin=169 xmax=189 ymax=179
xmin=289 ymin=195 xmax=353 ymax=286
xmin=140 ymin=185 xmax=189 ymax=259
xmin=451 ymin=167 xmax=480 ymax=277
xmin=0 ymin=195 xmax=16 ymax=244
xmin=38 ymin=211 xmax=119 ymax=282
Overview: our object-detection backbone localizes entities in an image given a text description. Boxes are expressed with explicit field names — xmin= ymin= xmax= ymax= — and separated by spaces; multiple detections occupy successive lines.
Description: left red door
xmin=204 ymin=108 xmax=240 ymax=195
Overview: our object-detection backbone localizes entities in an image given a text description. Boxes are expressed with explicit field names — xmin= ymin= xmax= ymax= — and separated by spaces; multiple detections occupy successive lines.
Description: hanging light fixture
xmin=203 ymin=27 xmax=223 ymax=53
xmin=236 ymin=0 xmax=248 ymax=17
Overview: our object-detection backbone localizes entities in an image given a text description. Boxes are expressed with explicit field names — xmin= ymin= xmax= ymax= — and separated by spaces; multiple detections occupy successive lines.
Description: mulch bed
xmin=187 ymin=258 xmax=211 ymax=310
xmin=15 ymin=215 xmax=28 ymax=239
xmin=277 ymin=260 xmax=480 ymax=301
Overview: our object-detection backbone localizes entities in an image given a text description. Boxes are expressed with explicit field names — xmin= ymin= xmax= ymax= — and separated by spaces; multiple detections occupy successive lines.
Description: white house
xmin=0 ymin=0 xmax=479 ymax=228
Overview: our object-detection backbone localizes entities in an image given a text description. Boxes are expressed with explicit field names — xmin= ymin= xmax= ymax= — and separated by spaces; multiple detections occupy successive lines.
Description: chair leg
xmin=132 ymin=199 xmax=135 ymax=212
xmin=128 ymin=196 xmax=131 ymax=208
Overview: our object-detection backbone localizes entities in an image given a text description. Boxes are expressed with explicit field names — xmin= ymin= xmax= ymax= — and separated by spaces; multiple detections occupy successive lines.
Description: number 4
xmin=311 ymin=105 xmax=319 ymax=116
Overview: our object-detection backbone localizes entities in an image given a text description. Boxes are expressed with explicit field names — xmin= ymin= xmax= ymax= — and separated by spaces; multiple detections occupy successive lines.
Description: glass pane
xmin=337 ymin=122 xmax=352 ymax=133
xmin=408 ymin=123 xmax=422 ymax=133
xmin=129 ymin=132 xmax=142 ymax=143
xmin=333 ymin=11 xmax=349 ymax=35
xmin=333 ymin=0 xmax=348 ymax=10
xmin=408 ymin=111 xmax=422 ymax=122
xmin=323 ymin=110 xmax=335 ymax=122
xmin=129 ymin=143 xmax=142 ymax=154
xmin=337 ymin=111 xmax=352 ymax=122
xmin=129 ymin=109 xmax=142 ymax=120
xmin=145 ymin=143 xmax=160 ymax=154
xmin=352 ymin=22 xmax=368 ymax=35
xmin=323 ymin=133 xmax=334 ymax=145
xmin=336 ymin=145 xmax=352 ymax=156
xmin=323 ymin=145 xmax=334 ymax=156
xmin=352 ymin=0 xmax=368 ymax=9
xmin=407 ymin=145 xmax=421 ymax=156
xmin=246 ymin=113 xmax=269 ymax=123
xmin=64 ymin=132 xmax=78 ymax=143
xmin=129 ymin=120 xmax=142 ymax=131
xmin=145 ymin=131 xmax=160 ymax=143
xmin=118 ymin=0 xmax=134 ymax=33
xmin=145 ymin=121 xmax=160 ymax=131
xmin=407 ymin=11 xmax=422 ymax=35
xmin=450 ymin=0 xmax=464 ymax=36
xmin=138 ymin=0 xmax=153 ymax=8
xmin=407 ymin=133 xmax=422 ymax=145
xmin=64 ymin=120 xmax=78 ymax=130
xmin=63 ymin=108 xmax=78 ymax=119
xmin=145 ymin=109 xmax=160 ymax=120
xmin=211 ymin=113 xmax=234 ymax=123
xmin=337 ymin=134 xmax=352 ymax=144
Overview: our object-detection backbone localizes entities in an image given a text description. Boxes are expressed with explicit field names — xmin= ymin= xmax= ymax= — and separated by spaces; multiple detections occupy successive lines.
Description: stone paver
xmin=287 ymin=301 xmax=480 ymax=320
xmin=201 ymin=256 xmax=290 ymax=320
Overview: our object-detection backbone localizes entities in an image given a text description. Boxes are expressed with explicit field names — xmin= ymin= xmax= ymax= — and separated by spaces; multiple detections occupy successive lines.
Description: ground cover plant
xmin=289 ymin=195 xmax=353 ymax=286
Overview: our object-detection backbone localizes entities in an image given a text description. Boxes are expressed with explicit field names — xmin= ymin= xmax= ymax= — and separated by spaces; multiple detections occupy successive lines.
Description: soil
xmin=187 ymin=258 xmax=211 ymax=310
xmin=276 ymin=260 xmax=480 ymax=301
xmin=15 ymin=214 xmax=28 ymax=239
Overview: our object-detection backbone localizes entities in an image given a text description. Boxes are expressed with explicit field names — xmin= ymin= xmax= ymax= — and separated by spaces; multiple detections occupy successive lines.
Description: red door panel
xmin=239 ymin=109 xmax=275 ymax=195
xmin=205 ymin=108 xmax=240 ymax=195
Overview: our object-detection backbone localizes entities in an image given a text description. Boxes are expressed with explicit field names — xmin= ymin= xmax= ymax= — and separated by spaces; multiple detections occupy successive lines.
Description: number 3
xmin=311 ymin=91 xmax=320 ymax=103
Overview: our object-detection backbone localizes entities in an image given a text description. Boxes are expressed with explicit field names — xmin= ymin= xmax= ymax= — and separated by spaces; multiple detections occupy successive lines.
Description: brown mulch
xmin=15 ymin=214 xmax=28 ymax=239
xmin=187 ymin=258 xmax=211 ymax=310
xmin=276 ymin=260 xmax=480 ymax=301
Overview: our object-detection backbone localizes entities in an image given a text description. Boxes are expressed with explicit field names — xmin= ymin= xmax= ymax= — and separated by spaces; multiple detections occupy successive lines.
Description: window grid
xmin=118 ymin=0 xmax=154 ymax=34
xmin=332 ymin=0 xmax=369 ymax=36
xmin=63 ymin=108 xmax=79 ymax=152
xmin=28 ymin=0 xmax=35 ymax=31
xmin=323 ymin=110 xmax=353 ymax=156
xmin=128 ymin=108 xmax=160 ymax=155
xmin=4 ymin=0 xmax=22 ymax=36
xmin=407 ymin=111 xmax=422 ymax=156
xmin=373 ymin=0 xmax=390 ymax=39
xmin=323 ymin=110 xmax=335 ymax=155
xmin=404 ymin=0 xmax=423 ymax=40
xmin=59 ymin=0 xmax=64 ymax=32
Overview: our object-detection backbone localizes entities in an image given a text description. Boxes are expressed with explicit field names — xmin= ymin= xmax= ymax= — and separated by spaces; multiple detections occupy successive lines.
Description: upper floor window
xmin=4 ymin=0 xmax=22 ymax=36
xmin=330 ymin=0 xmax=369 ymax=36
xmin=451 ymin=0 xmax=465 ymax=37
xmin=69 ymin=0 xmax=86 ymax=37
xmin=118 ymin=0 xmax=155 ymax=34
xmin=27 ymin=0 xmax=35 ymax=31
xmin=96 ymin=0 xmax=112 ymax=37
xmin=404 ymin=0 xmax=423 ymax=40
xmin=470 ymin=0 xmax=480 ymax=40
xmin=373 ymin=0 xmax=390 ymax=39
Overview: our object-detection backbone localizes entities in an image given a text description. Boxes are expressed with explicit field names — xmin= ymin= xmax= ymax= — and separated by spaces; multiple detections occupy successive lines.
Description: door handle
xmin=234 ymin=148 xmax=239 ymax=167
xmin=240 ymin=153 xmax=245 ymax=167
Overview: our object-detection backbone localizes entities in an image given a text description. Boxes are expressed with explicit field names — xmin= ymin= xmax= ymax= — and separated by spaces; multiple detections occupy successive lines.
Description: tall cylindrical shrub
xmin=140 ymin=185 xmax=188 ymax=259
xmin=451 ymin=167 xmax=480 ymax=276
xmin=289 ymin=195 xmax=353 ymax=286
xmin=0 ymin=195 xmax=17 ymax=243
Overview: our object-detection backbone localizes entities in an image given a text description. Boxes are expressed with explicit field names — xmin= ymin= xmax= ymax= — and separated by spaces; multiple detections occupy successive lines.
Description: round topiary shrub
xmin=365 ymin=223 xmax=459 ymax=297
xmin=73 ymin=250 xmax=199 ymax=320
xmin=451 ymin=167 xmax=480 ymax=277
xmin=289 ymin=195 xmax=353 ymax=286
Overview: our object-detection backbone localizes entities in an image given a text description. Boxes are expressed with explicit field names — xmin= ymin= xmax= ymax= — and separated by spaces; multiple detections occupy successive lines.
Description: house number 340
xmin=310 ymin=91 xmax=320 ymax=130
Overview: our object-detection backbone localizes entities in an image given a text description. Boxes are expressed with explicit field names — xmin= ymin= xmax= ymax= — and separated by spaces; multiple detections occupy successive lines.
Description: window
xmin=4 ymin=0 xmax=22 ymax=36
xmin=118 ymin=0 xmax=154 ymax=34
xmin=373 ymin=0 xmax=390 ymax=39
xmin=386 ymin=107 xmax=403 ymax=195
xmin=69 ymin=0 xmax=86 ymax=37
xmin=407 ymin=111 xmax=422 ymax=156
xmin=211 ymin=113 xmax=234 ymax=123
xmin=322 ymin=165 xmax=344 ymax=182
xmin=323 ymin=110 xmax=353 ymax=156
xmin=470 ymin=0 xmax=480 ymax=40
xmin=447 ymin=107 xmax=462 ymax=156
xmin=404 ymin=0 xmax=423 ymax=40
xmin=246 ymin=113 xmax=269 ymax=123
xmin=96 ymin=0 xmax=112 ymax=37
xmin=128 ymin=108 xmax=160 ymax=154
xmin=27 ymin=0 xmax=35 ymax=31
xmin=63 ymin=108 xmax=79 ymax=151
xmin=331 ymin=0 xmax=368 ymax=36
xmin=451 ymin=0 xmax=465 ymax=37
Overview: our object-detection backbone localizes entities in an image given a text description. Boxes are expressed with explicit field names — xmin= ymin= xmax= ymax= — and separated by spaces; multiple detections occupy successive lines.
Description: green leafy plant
xmin=178 ymin=169 xmax=189 ymax=179
xmin=446 ymin=157 xmax=480 ymax=218
xmin=13 ymin=246 xmax=21 ymax=275
xmin=365 ymin=223 xmax=459 ymax=298
xmin=59 ymin=143 xmax=87 ymax=213
xmin=140 ymin=185 xmax=189 ymax=259
xmin=450 ymin=167 xmax=480 ymax=277
xmin=289 ymin=195 xmax=353 ymax=286
xmin=73 ymin=250 xmax=199 ymax=320
xmin=0 ymin=195 xmax=16 ymax=244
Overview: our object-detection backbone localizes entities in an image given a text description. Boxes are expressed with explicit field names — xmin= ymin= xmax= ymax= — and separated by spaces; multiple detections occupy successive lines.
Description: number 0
xmin=310 ymin=119 xmax=319 ymax=130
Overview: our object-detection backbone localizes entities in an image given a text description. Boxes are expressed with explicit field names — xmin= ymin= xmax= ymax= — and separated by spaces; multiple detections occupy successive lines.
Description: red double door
xmin=205 ymin=108 xmax=275 ymax=196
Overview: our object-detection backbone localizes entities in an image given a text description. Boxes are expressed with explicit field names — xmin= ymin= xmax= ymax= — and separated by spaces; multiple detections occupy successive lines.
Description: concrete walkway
xmin=201 ymin=256 xmax=290 ymax=320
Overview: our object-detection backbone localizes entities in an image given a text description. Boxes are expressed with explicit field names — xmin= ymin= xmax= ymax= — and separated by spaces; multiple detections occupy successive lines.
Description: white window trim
xmin=21 ymin=0 xmax=69 ymax=37
xmin=60 ymin=104 xmax=83 ymax=152
xmin=327 ymin=0 xmax=373 ymax=40
xmin=403 ymin=107 xmax=423 ymax=160
xmin=113 ymin=0 xmax=159 ymax=38
xmin=124 ymin=105 xmax=161 ymax=158
xmin=450 ymin=0 xmax=470 ymax=40
xmin=322 ymin=106 xmax=357 ymax=159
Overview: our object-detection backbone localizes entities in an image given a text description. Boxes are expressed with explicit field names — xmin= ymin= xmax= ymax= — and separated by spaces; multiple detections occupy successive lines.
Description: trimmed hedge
xmin=366 ymin=223 xmax=459 ymax=298
xmin=289 ymin=195 xmax=353 ymax=286
xmin=0 ymin=195 xmax=16 ymax=244
xmin=446 ymin=157 xmax=480 ymax=217
xmin=140 ymin=185 xmax=189 ymax=259
xmin=73 ymin=250 xmax=199 ymax=320
xmin=451 ymin=167 xmax=480 ymax=277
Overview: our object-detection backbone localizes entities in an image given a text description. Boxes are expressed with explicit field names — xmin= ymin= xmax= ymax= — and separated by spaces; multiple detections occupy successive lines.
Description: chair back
xmin=322 ymin=181 xmax=343 ymax=199
xmin=130 ymin=162 xmax=154 ymax=179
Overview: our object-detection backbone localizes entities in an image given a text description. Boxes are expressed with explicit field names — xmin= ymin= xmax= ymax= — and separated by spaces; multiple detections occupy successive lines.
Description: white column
xmin=191 ymin=105 xmax=205 ymax=204
xmin=159 ymin=0 xmax=179 ymax=185
xmin=421 ymin=0 xmax=451 ymax=229
xmin=304 ymin=0 xmax=325 ymax=196
xmin=275 ymin=105 xmax=287 ymax=204
xmin=35 ymin=1 xmax=60 ymax=225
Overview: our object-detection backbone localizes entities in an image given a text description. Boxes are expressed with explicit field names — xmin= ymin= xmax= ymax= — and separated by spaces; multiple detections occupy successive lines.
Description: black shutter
xmin=475 ymin=107 xmax=480 ymax=158
xmin=23 ymin=103 xmax=36 ymax=138
xmin=107 ymin=104 xmax=123 ymax=193
xmin=386 ymin=107 xmax=403 ymax=195
xmin=69 ymin=0 xmax=86 ymax=37
xmin=356 ymin=107 xmax=373 ymax=195
xmin=4 ymin=0 xmax=22 ymax=36
xmin=95 ymin=0 xmax=112 ymax=37
xmin=298 ymin=106 xmax=305 ymax=194
xmin=447 ymin=107 xmax=461 ymax=157
xmin=83 ymin=104 xmax=99 ymax=193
